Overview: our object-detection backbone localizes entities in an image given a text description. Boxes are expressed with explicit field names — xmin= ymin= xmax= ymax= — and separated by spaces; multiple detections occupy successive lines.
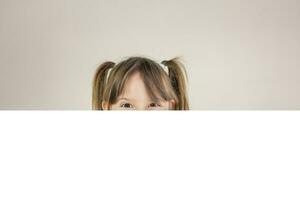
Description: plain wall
xmin=0 ymin=0 xmax=300 ymax=109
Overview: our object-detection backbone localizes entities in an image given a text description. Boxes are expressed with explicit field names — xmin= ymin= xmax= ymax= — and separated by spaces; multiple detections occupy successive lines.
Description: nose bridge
xmin=135 ymin=104 xmax=148 ymax=110
xmin=134 ymin=99 xmax=150 ymax=110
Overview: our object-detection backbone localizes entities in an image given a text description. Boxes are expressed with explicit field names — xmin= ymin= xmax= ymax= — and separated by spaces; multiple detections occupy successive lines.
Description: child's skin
xmin=102 ymin=72 xmax=175 ymax=110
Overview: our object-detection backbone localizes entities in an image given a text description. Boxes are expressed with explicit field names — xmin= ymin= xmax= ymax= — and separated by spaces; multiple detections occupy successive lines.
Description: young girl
xmin=92 ymin=56 xmax=189 ymax=110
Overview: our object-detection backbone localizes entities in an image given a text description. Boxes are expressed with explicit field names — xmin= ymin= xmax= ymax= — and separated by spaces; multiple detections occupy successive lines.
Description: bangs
xmin=140 ymin=65 xmax=175 ymax=102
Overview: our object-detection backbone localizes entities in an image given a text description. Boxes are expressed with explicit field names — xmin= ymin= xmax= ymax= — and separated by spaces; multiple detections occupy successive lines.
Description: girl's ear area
xmin=170 ymin=99 xmax=176 ymax=110
xmin=102 ymin=101 xmax=109 ymax=110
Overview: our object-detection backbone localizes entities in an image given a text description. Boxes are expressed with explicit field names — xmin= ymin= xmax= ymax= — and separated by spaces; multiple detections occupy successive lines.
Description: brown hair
xmin=92 ymin=56 xmax=189 ymax=110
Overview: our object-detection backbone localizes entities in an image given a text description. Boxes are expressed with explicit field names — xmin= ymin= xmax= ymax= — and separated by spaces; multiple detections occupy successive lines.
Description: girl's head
xmin=92 ymin=56 xmax=189 ymax=110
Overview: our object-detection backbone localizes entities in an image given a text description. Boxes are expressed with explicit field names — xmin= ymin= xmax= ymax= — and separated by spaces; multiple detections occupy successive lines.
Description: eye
xmin=149 ymin=102 xmax=161 ymax=108
xmin=120 ymin=103 xmax=133 ymax=108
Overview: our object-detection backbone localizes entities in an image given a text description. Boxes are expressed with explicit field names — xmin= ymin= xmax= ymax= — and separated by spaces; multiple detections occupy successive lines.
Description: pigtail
xmin=92 ymin=61 xmax=115 ymax=110
xmin=162 ymin=57 xmax=189 ymax=110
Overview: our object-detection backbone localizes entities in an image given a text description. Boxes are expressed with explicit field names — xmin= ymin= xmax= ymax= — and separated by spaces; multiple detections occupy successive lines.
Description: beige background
xmin=0 ymin=0 xmax=300 ymax=109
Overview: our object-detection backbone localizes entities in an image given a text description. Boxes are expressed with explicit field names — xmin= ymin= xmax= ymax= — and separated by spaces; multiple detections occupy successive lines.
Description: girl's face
xmin=102 ymin=72 xmax=175 ymax=110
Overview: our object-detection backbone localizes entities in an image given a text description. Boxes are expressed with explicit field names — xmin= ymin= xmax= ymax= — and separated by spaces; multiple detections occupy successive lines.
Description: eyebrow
xmin=117 ymin=98 xmax=131 ymax=101
xmin=117 ymin=97 xmax=164 ymax=102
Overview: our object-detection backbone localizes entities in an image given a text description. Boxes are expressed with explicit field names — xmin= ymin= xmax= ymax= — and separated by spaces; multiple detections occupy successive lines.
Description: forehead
xmin=118 ymin=72 xmax=164 ymax=102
